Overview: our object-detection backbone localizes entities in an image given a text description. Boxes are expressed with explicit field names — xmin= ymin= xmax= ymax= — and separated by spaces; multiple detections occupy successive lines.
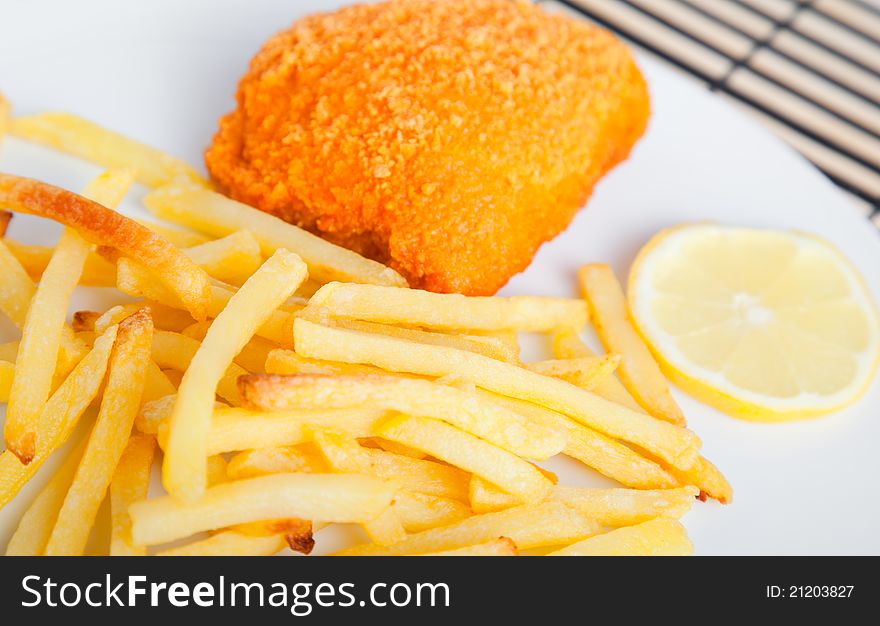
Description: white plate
xmin=1 ymin=0 xmax=879 ymax=556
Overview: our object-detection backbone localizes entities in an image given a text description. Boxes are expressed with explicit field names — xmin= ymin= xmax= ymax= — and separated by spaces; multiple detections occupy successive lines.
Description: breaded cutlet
xmin=206 ymin=0 xmax=649 ymax=295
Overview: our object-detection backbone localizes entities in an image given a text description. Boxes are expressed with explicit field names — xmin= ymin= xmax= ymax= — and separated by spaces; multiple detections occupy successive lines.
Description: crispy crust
xmin=206 ymin=0 xmax=649 ymax=295
xmin=0 ymin=174 xmax=212 ymax=319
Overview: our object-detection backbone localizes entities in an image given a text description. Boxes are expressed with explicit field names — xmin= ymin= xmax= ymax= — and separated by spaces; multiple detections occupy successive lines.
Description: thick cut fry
xmin=156 ymin=531 xmax=287 ymax=557
xmin=0 ymin=359 xmax=13 ymax=402
xmin=526 ymin=355 xmax=620 ymax=390
xmin=310 ymin=282 xmax=587 ymax=332
xmin=0 ymin=326 xmax=117 ymax=508
xmin=183 ymin=230 xmax=262 ymax=285
xmin=5 ymin=440 xmax=86 ymax=556
xmin=109 ymin=435 xmax=156 ymax=556
xmin=9 ymin=112 xmax=207 ymax=188
xmin=310 ymin=431 xmax=469 ymax=501
xmin=130 ymin=473 xmax=395 ymax=545
xmin=579 ymin=264 xmax=686 ymax=426
xmin=136 ymin=218 xmax=210 ymax=248
xmin=552 ymin=486 xmax=699 ymax=526
xmin=116 ymin=264 xmax=290 ymax=343
xmin=163 ymin=250 xmax=307 ymax=501
xmin=151 ymin=330 xmax=246 ymax=403
xmin=294 ymin=319 xmax=701 ymax=471
xmin=363 ymin=507 xmax=407 ymax=546
xmin=5 ymin=228 xmax=91 ymax=461
xmin=145 ymin=185 xmax=405 ymax=286
xmin=393 ymin=491 xmax=472 ymax=533
xmin=240 ymin=374 xmax=565 ymax=460
xmin=337 ymin=502 xmax=599 ymax=556
xmin=226 ymin=445 xmax=329 ymax=479
xmin=4 ymin=241 xmax=117 ymax=287
xmin=485 ymin=392 xmax=677 ymax=489
xmin=0 ymin=174 xmax=212 ymax=319
xmin=376 ymin=415 xmax=553 ymax=504
xmin=45 ymin=310 xmax=153 ymax=556
xmin=417 ymin=538 xmax=518 ymax=557
xmin=552 ymin=328 xmax=644 ymax=412
xmin=548 ymin=518 xmax=693 ymax=556
xmin=297 ymin=307 xmax=519 ymax=362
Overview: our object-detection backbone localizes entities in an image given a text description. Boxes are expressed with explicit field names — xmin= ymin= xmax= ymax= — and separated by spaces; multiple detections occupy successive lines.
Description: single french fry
xmin=525 ymin=355 xmax=621 ymax=390
xmin=130 ymin=473 xmax=396 ymax=545
xmin=163 ymin=250 xmax=307 ymax=502
xmin=5 ymin=439 xmax=86 ymax=555
xmin=552 ymin=485 xmax=699 ymax=526
xmin=136 ymin=218 xmax=210 ymax=248
xmin=336 ymin=502 xmax=599 ymax=556
xmin=4 ymin=241 xmax=117 ymax=287
xmin=547 ymin=518 xmax=693 ymax=556
xmin=635 ymin=448 xmax=733 ymax=504
xmin=144 ymin=185 xmax=406 ymax=286
xmin=309 ymin=282 xmax=587 ymax=332
xmin=294 ymin=319 xmax=701 ymax=471
xmin=393 ymin=491 xmax=472 ymax=533
xmin=183 ymin=230 xmax=262 ymax=285
xmin=150 ymin=330 xmax=246 ymax=403
xmin=310 ymin=431 xmax=469 ymax=501
xmin=116 ymin=264 xmax=290 ymax=343
xmin=0 ymin=359 xmax=13 ymax=402
xmin=156 ymin=531 xmax=287 ymax=557
xmin=579 ymin=264 xmax=687 ymax=426
xmin=0 ymin=173 xmax=212 ymax=319
xmin=5 ymin=228 xmax=92 ymax=461
xmin=226 ymin=444 xmax=329 ymax=479
xmin=376 ymin=415 xmax=553 ymax=504
xmin=417 ymin=537 xmax=518 ymax=557
xmin=109 ymin=435 xmax=156 ymax=556
xmin=363 ymin=507 xmax=407 ymax=546
xmin=0 ymin=326 xmax=117 ymax=508
xmin=9 ymin=111 xmax=207 ymax=188
xmin=484 ymin=392 xmax=677 ymax=489
xmin=45 ymin=310 xmax=153 ymax=556
xmin=240 ymin=374 xmax=565 ymax=460
xmin=297 ymin=307 xmax=520 ymax=362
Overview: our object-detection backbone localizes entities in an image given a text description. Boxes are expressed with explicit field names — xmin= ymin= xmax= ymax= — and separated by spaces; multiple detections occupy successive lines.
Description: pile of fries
xmin=0 ymin=96 xmax=730 ymax=556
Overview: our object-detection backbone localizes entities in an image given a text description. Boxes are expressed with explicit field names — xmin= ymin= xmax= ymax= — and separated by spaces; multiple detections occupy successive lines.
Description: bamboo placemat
xmin=538 ymin=0 xmax=880 ymax=227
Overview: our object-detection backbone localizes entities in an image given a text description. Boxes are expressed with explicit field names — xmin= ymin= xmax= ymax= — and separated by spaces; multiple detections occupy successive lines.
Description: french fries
xmin=45 ymin=310 xmax=153 ymax=556
xmin=5 ymin=439 xmax=86 ymax=556
xmin=130 ymin=473 xmax=396 ymax=546
xmin=0 ymin=326 xmax=117 ymax=508
xmin=393 ymin=491 xmax=472 ymax=533
xmin=226 ymin=445 xmax=329 ymax=479
xmin=144 ymin=185 xmax=406 ymax=286
xmin=163 ymin=250 xmax=307 ymax=501
xmin=293 ymin=319 xmax=701 ymax=471
xmin=337 ymin=502 xmax=599 ymax=556
xmin=579 ymin=264 xmax=686 ymax=426
xmin=547 ymin=518 xmax=693 ymax=556
xmin=526 ymin=355 xmax=621 ymax=390
xmin=3 ymin=240 xmax=117 ymax=287
xmin=150 ymin=330 xmax=246 ymax=403
xmin=376 ymin=414 xmax=554 ymax=504
xmin=109 ymin=435 xmax=157 ymax=556
xmin=309 ymin=282 xmax=587 ymax=332
xmin=240 ymin=374 xmax=565 ymax=460
xmin=9 ymin=111 xmax=207 ymax=188
xmin=552 ymin=485 xmax=699 ymax=526
xmin=265 ymin=349 xmax=390 ymax=377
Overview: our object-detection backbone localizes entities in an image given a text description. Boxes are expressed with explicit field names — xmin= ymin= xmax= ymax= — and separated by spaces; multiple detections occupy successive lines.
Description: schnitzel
xmin=206 ymin=0 xmax=649 ymax=295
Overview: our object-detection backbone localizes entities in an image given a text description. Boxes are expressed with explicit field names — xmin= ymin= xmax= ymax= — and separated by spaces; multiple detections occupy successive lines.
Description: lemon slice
xmin=628 ymin=224 xmax=880 ymax=421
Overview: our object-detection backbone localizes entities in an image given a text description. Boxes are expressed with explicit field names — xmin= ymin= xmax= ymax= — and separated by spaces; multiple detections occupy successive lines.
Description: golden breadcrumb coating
xmin=206 ymin=0 xmax=649 ymax=295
